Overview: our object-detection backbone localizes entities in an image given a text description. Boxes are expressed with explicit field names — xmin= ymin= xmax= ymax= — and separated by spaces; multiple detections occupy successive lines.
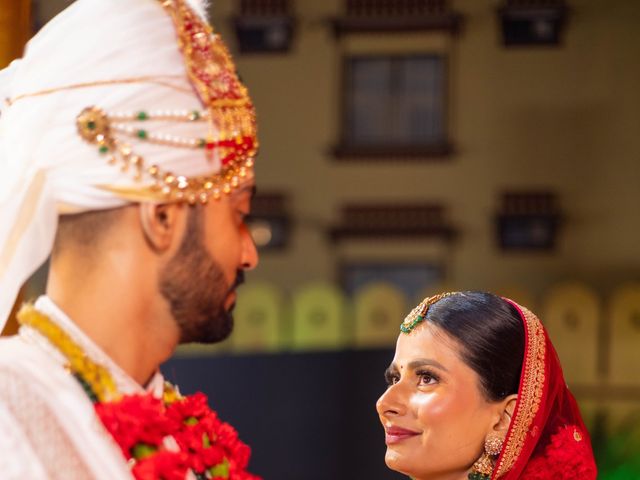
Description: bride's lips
xmin=385 ymin=425 xmax=421 ymax=445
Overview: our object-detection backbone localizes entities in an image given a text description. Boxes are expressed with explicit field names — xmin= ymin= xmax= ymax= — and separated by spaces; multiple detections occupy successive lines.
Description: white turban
xmin=0 ymin=0 xmax=257 ymax=328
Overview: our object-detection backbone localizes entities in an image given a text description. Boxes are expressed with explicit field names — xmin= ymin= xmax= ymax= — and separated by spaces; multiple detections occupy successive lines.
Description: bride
xmin=377 ymin=291 xmax=597 ymax=480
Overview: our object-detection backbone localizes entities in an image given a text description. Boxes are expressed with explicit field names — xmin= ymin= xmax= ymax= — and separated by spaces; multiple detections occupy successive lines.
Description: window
xmin=338 ymin=54 xmax=449 ymax=157
xmin=247 ymin=193 xmax=291 ymax=251
xmin=233 ymin=0 xmax=295 ymax=54
xmin=495 ymin=191 xmax=562 ymax=251
xmin=341 ymin=262 xmax=441 ymax=301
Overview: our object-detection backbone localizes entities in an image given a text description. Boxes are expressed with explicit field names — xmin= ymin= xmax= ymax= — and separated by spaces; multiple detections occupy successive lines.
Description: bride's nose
xmin=376 ymin=381 xmax=408 ymax=418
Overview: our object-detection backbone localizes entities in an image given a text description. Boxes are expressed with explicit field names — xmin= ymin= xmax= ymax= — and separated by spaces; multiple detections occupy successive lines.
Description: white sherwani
xmin=0 ymin=296 xmax=166 ymax=479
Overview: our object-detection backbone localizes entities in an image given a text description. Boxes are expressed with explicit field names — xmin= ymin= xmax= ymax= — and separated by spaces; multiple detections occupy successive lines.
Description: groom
xmin=0 ymin=0 xmax=260 ymax=478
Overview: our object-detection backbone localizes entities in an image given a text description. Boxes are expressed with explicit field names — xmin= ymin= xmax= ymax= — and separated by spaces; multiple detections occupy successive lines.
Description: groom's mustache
xmin=230 ymin=270 xmax=245 ymax=292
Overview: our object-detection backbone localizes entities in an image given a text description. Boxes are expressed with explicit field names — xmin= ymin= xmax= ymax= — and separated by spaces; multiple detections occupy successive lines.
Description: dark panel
xmin=163 ymin=350 xmax=405 ymax=480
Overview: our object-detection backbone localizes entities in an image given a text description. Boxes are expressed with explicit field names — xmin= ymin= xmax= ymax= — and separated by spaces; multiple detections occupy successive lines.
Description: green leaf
xmin=131 ymin=443 xmax=157 ymax=460
xmin=208 ymin=459 xmax=230 ymax=479
xmin=184 ymin=416 xmax=198 ymax=426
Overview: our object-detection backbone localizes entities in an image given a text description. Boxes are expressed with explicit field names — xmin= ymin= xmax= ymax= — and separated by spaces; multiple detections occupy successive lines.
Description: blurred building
xmin=206 ymin=0 xmax=640 ymax=302
xmin=4 ymin=1 xmax=640 ymax=478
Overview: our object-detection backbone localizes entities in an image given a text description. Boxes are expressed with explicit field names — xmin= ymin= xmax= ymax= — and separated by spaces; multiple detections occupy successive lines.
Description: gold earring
xmin=484 ymin=435 xmax=503 ymax=456
xmin=468 ymin=435 xmax=503 ymax=480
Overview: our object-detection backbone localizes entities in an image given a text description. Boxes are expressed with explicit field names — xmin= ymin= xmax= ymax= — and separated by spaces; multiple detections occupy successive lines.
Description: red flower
xmin=131 ymin=450 xmax=190 ymax=480
xmin=94 ymin=390 xmax=261 ymax=480
xmin=167 ymin=392 xmax=212 ymax=423
xmin=95 ymin=394 xmax=172 ymax=457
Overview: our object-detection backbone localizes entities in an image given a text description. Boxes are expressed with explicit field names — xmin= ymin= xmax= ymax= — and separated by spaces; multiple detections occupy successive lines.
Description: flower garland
xmin=17 ymin=304 xmax=260 ymax=480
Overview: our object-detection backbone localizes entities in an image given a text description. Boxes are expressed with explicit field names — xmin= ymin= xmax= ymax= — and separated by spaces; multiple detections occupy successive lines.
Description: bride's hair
xmin=425 ymin=292 xmax=525 ymax=402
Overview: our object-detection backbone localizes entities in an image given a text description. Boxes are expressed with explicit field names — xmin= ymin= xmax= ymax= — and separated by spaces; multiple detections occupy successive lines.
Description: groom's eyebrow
xmin=232 ymin=183 xmax=256 ymax=200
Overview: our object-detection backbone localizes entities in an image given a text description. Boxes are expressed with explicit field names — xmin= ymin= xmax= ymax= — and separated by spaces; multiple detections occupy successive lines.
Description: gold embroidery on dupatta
xmin=494 ymin=306 xmax=546 ymax=478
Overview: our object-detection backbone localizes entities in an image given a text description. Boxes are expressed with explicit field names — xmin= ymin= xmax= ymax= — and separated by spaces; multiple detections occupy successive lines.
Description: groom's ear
xmin=138 ymin=202 xmax=187 ymax=253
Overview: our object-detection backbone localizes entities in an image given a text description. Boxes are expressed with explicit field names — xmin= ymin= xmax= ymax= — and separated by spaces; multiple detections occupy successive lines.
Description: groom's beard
xmin=159 ymin=212 xmax=244 ymax=344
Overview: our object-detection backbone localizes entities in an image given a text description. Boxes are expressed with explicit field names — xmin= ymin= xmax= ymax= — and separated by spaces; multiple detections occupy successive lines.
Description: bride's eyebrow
xmin=384 ymin=364 xmax=398 ymax=379
xmin=407 ymin=358 xmax=449 ymax=373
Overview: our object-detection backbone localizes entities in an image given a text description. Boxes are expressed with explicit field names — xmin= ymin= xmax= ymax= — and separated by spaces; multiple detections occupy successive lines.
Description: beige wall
xmin=210 ymin=0 xmax=640 ymax=299
xmin=33 ymin=0 xmax=640 ymax=299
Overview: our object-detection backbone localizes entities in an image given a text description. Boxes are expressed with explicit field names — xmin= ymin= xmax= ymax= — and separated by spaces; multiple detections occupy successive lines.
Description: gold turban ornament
xmin=0 ymin=0 xmax=258 ymax=326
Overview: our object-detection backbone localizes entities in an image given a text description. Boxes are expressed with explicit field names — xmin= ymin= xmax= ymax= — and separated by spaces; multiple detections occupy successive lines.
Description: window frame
xmin=335 ymin=52 xmax=453 ymax=160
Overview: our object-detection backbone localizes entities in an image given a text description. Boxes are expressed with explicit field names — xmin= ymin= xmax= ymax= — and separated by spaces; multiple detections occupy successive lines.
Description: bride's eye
xmin=384 ymin=370 xmax=400 ymax=386
xmin=416 ymin=369 xmax=439 ymax=386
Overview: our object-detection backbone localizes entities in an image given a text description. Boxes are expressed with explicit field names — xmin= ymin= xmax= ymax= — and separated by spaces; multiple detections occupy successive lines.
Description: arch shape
xmin=291 ymin=283 xmax=347 ymax=351
xmin=231 ymin=283 xmax=285 ymax=353
xmin=542 ymin=282 xmax=600 ymax=385
xmin=609 ymin=283 xmax=640 ymax=385
xmin=354 ymin=282 xmax=407 ymax=349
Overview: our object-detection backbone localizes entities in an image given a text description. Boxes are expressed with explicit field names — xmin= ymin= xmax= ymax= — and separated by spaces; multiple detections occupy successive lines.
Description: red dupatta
xmin=494 ymin=299 xmax=598 ymax=480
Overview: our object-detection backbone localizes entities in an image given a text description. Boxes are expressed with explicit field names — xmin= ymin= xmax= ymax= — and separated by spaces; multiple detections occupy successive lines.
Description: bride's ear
xmin=493 ymin=394 xmax=518 ymax=435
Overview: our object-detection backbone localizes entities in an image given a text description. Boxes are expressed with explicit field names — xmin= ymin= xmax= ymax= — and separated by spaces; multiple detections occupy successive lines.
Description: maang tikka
xmin=400 ymin=292 xmax=457 ymax=334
